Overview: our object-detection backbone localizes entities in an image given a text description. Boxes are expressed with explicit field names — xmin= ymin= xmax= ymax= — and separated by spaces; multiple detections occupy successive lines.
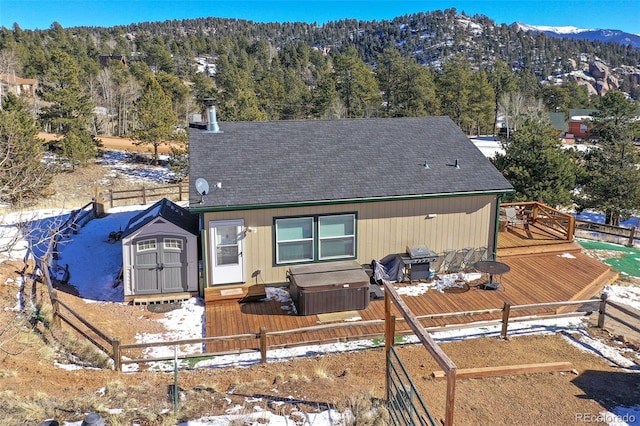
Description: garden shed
xmin=121 ymin=198 xmax=199 ymax=302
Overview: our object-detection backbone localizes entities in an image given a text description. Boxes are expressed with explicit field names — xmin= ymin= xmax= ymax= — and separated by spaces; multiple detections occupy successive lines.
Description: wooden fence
xmin=575 ymin=219 xmax=638 ymax=247
xmin=97 ymin=182 xmax=189 ymax=209
xmin=41 ymin=285 xmax=638 ymax=372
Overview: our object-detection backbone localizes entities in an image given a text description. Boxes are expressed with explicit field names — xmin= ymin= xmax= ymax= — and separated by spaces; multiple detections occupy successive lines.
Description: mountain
xmin=515 ymin=23 xmax=640 ymax=49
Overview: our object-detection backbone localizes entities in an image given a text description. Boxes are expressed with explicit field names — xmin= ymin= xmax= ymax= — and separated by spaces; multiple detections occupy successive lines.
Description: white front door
xmin=210 ymin=220 xmax=244 ymax=285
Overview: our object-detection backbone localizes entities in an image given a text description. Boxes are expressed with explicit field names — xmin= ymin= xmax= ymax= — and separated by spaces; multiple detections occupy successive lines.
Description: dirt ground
xmin=1 ymin=136 xmax=639 ymax=424
xmin=38 ymin=132 xmax=179 ymax=154
xmin=1 ymin=258 xmax=639 ymax=425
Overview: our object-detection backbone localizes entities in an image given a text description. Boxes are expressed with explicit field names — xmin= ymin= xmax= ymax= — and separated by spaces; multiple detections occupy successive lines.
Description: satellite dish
xmin=195 ymin=178 xmax=210 ymax=196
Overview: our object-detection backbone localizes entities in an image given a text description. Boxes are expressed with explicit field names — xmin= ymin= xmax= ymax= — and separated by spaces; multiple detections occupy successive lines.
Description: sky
xmin=0 ymin=0 xmax=639 ymax=35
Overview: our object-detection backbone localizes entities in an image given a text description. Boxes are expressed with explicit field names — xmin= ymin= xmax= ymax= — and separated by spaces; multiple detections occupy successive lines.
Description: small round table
xmin=473 ymin=260 xmax=510 ymax=290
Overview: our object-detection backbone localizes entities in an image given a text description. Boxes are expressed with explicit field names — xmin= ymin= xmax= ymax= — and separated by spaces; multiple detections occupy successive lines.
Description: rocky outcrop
xmin=565 ymin=60 xmax=639 ymax=97
xmin=589 ymin=61 xmax=608 ymax=80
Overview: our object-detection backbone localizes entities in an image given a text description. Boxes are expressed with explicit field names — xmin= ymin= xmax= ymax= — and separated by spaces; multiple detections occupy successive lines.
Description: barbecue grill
xmin=401 ymin=245 xmax=439 ymax=282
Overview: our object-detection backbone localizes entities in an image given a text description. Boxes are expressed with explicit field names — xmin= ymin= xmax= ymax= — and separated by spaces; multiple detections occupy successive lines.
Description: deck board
xmin=204 ymin=224 xmax=618 ymax=353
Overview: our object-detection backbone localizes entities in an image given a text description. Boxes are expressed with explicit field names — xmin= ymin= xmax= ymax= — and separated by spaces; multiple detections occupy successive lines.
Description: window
xmin=319 ymin=215 xmax=355 ymax=260
xmin=275 ymin=217 xmax=314 ymax=263
xmin=137 ymin=239 xmax=156 ymax=252
xmin=164 ymin=238 xmax=182 ymax=250
xmin=275 ymin=213 xmax=356 ymax=264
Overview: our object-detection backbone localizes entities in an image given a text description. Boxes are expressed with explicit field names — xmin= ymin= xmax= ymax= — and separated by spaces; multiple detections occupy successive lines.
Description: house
xmin=568 ymin=109 xmax=598 ymax=140
xmin=0 ymin=73 xmax=37 ymax=97
xmin=99 ymin=55 xmax=127 ymax=68
xmin=188 ymin=115 xmax=514 ymax=303
xmin=120 ymin=198 xmax=199 ymax=302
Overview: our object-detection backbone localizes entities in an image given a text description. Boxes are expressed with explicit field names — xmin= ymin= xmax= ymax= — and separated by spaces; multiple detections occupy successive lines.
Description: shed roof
xmin=189 ymin=117 xmax=513 ymax=210
xmin=123 ymin=198 xmax=198 ymax=237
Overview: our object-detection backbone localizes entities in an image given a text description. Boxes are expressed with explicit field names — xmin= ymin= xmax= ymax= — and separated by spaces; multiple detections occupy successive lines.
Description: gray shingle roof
xmin=189 ymin=117 xmax=513 ymax=209
xmin=123 ymin=198 xmax=198 ymax=237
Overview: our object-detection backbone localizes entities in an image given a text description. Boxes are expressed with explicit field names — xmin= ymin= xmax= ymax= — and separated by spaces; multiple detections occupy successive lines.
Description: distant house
xmin=99 ymin=55 xmax=127 ymax=68
xmin=568 ymin=109 xmax=598 ymax=140
xmin=120 ymin=198 xmax=199 ymax=302
xmin=188 ymin=115 xmax=514 ymax=302
xmin=0 ymin=73 xmax=37 ymax=97
xmin=548 ymin=112 xmax=567 ymax=134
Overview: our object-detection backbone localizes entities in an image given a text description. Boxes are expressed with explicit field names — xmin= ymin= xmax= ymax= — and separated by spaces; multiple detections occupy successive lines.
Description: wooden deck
xmin=204 ymin=221 xmax=618 ymax=354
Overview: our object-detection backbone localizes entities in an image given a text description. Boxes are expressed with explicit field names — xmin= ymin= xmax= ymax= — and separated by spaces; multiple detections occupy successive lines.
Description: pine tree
xmin=436 ymin=56 xmax=473 ymax=132
xmin=492 ymin=113 xmax=581 ymax=207
xmin=0 ymin=93 xmax=52 ymax=205
xmin=333 ymin=47 xmax=381 ymax=118
xmin=468 ymin=70 xmax=496 ymax=135
xmin=575 ymin=91 xmax=640 ymax=225
xmin=38 ymin=49 xmax=97 ymax=165
xmin=132 ymin=76 xmax=179 ymax=165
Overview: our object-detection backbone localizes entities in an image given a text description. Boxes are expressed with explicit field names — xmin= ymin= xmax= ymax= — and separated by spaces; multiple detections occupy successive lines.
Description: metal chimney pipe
xmin=208 ymin=105 xmax=220 ymax=133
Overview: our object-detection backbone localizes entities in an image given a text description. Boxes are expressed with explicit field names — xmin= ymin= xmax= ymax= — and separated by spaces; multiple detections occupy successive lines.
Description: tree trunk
xmin=605 ymin=210 xmax=621 ymax=226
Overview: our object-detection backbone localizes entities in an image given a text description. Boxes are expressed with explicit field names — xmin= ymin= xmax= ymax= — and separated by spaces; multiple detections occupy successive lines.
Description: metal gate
xmin=387 ymin=346 xmax=437 ymax=426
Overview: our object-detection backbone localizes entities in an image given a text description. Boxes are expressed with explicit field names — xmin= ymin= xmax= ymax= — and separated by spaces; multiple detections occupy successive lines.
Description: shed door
xmin=133 ymin=238 xmax=160 ymax=294
xmin=210 ymin=220 xmax=245 ymax=285
xmin=133 ymin=237 xmax=187 ymax=294
xmin=161 ymin=238 xmax=187 ymax=292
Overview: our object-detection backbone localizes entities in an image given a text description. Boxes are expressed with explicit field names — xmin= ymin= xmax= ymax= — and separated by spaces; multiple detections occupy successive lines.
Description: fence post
xmin=500 ymin=301 xmax=511 ymax=339
xmin=597 ymin=293 xmax=608 ymax=329
xmin=142 ymin=186 xmax=147 ymax=205
xmin=178 ymin=184 xmax=183 ymax=201
xmin=109 ymin=189 xmax=114 ymax=209
xmin=259 ymin=327 xmax=267 ymax=364
xmin=627 ymin=227 xmax=636 ymax=247
xmin=112 ymin=338 xmax=121 ymax=371
xmin=385 ymin=313 xmax=396 ymax=402
xmin=51 ymin=290 xmax=61 ymax=328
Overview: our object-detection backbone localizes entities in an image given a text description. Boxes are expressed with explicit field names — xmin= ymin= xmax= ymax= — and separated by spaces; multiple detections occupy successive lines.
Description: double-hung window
xmin=275 ymin=213 xmax=356 ymax=264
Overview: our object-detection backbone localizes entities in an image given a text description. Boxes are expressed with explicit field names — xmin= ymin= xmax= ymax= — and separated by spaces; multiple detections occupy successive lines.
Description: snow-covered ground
xmin=469 ymin=136 xmax=592 ymax=158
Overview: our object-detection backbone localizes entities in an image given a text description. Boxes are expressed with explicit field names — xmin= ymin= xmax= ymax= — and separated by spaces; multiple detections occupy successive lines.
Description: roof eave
xmin=189 ymin=188 xmax=515 ymax=214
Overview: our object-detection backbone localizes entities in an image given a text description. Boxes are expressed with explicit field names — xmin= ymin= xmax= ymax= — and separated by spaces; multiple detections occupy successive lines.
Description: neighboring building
xmin=99 ymin=55 xmax=127 ymax=67
xmin=548 ymin=112 xmax=568 ymax=134
xmin=568 ymin=109 xmax=598 ymax=140
xmin=188 ymin=115 xmax=514 ymax=300
xmin=0 ymin=73 xmax=37 ymax=97
xmin=120 ymin=198 xmax=199 ymax=302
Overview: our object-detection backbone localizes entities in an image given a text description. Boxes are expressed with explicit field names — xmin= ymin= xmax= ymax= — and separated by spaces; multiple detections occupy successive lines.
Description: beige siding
xmin=203 ymin=195 xmax=497 ymax=286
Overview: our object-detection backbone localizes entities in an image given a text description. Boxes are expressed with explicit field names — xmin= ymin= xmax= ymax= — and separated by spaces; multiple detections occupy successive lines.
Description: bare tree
xmin=498 ymin=92 xmax=544 ymax=139
xmin=0 ymin=49 xmax=22 ymax=111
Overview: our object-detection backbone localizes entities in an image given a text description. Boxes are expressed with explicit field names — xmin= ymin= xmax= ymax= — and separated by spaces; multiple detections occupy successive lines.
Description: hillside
xmin=3 ymin=8 xmax=640 ymax=101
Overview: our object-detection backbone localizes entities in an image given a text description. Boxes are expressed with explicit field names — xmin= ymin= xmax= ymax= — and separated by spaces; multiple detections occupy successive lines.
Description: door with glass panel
xmin=210 ymin=220 xmax=244 ymax=284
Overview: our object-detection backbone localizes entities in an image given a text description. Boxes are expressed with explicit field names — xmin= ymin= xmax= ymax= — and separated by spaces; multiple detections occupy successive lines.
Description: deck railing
xmin=575 ymin=219 xmax=638 ymax=247
xmin=501 ymin=201 xmax=575 ymax=241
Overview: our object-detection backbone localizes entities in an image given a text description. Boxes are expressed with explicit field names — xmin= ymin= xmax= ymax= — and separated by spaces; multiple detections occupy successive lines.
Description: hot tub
xmin=288 ymin=260 xmax=370 ymax=316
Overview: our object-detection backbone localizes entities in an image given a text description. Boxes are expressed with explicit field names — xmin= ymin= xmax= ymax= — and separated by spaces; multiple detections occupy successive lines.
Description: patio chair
xmin=504 ymin=207 xmax=527 ymax=229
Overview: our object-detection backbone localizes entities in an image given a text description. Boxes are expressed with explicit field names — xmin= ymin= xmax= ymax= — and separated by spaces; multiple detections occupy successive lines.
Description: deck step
xmin=557 ymin=267 xmax=619 ymax=314
xmin=498 ymin=241 xmax=582 ymax=258
xmin=205 ymin=284 xmax=267 ymax=304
